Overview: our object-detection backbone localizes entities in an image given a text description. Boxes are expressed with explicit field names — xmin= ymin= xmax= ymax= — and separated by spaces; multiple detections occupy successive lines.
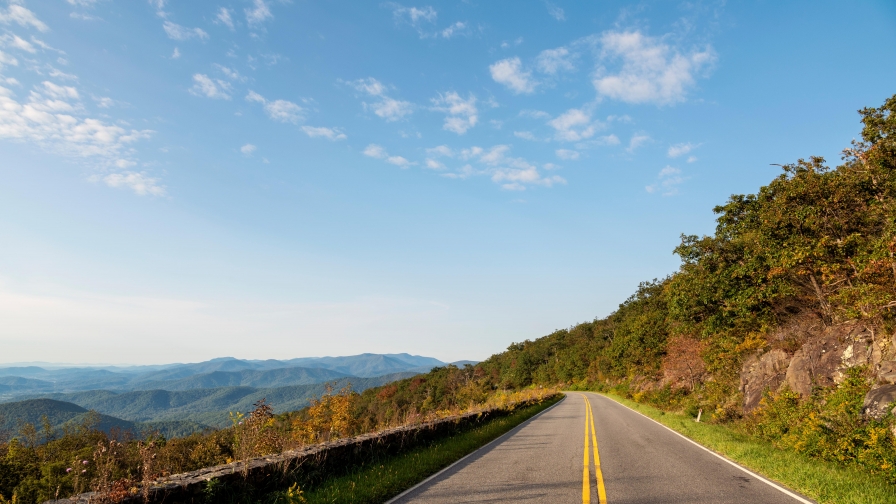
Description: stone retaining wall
xmin=45 ymin=400 xmax=545 ymax=504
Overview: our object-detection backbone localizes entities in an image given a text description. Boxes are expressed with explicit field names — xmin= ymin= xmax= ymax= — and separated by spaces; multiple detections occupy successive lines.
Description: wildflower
xmin=82 ymin=460 xmax=89 ymax=465
xmin=81 ymin=470 xmax=87 ymax=474
xmin=66 ymin=468 xmax=72 ymax=473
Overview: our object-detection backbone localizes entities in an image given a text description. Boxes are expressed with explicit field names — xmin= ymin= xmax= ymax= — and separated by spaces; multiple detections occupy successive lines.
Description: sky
xmin=1 ymin=0 xmax=894 ymax=365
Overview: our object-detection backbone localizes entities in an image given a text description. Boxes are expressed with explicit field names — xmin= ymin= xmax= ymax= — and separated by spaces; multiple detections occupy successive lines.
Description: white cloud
xmin=241 ymin=143 xmax=256 ymax=155
xmin=426 ymin=145 xmax=453 ymax=157
xmin=594 ymin=30 xmax=715 ymax=105
xmin=545 ymin=1 xmax=565 ymax=21
xmin=363 ymin=143 xmax=413 ymax=167
xmin=1 ymin=34 xmax=36 ymax=53
xmin=687 ymin=155 xmax=697 ymax=163
xmin=214 ymin=64 xmax=245 ymax=82
xmin=301 ymin=125 xmax=347 ymax=140
xmin=514 ymin=131 xmax=538 ymax=141
xmin=246 ymin=0 xmax=272 ymax=27
xmin=387 ymin=155 xmax=411 ymax=167
xmin=346 ymin=77 xmax=413 ymax=122
xmin=500 ymin=37 xmax=523 ymax=49
xmin=645 ymin=165 xmax=685 ymax=196
xmin=42 ymin=81 xmax=79 ymax=100
xmin=536 ymin=47 xmax=575 ymax=74
xmin=667 ymin=142 xmax=700 ymax=158
xmin=441 ymin=21 xmax=467 ymax=39
xmin=489 ymin=57 xmax=536 ymax=94
xmin=190 ymin=74 xmax=231 ymax=100
xmin=66 ymin=0 xmax=99 ymax=6
xmin=555 ymin=149 xmax=579 ymax=160
xmin=449 ymin=144 xmax=566 ymax=189
xmin=245 ymin=90 xmax=304 ymax=123
xmin=0 ymin=49 xmax=19 ymax=70
xmin=431 ymin=91 xmax=477 ymax=134
xmin=163 ymin=21 xmax=209 ymax=41
xmin=93 ymin=96 xmax=115 ymax=108
xmin=0 ymin=83 xmax=154 ymax=185
xmin=103 ymin=172 xmax=166 ymax=196
xmin=627 ymin=133 xmax=650 ymax=152
xmin=216 ymin=7 xmax=234 ymax=29
xmin=389 ymin=4 xmax=437 ymax=34
xmin=549 ymin=108 xmax=597 ymax=142
xmin=0 ymin=4 xmax=48 ymax=32
xmin=363 ymin=143 xmax=387 ymax=159
xmin=424 ymin=158 xmax=445 ymax=170
xmin=171 ymin=47 xmax=180 ymax=59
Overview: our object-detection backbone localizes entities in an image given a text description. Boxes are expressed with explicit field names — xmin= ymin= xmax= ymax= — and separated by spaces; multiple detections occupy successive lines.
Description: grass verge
xmin=599 ymin=392 xmax=896 ymax=504
xmin=280 ymin=395 xmax=562 ymax=504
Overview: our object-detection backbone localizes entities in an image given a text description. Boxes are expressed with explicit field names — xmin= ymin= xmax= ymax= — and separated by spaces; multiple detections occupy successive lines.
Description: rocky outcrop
xmin=741 ymin=323 xmax=890 ymax=413
xmin=740 ymin=349 xmax=789 ymax=412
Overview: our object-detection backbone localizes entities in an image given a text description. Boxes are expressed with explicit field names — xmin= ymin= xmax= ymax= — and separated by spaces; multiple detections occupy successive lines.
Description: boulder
xmin=863 ymin=384 xmax=896 ymax=420
xmin=740 ymin=349 xmax=789 ymax=412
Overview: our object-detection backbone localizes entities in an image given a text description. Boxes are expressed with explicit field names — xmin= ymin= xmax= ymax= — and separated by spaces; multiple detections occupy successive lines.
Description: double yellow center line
xmin=581 ymin=394 xmax=608 ymax=504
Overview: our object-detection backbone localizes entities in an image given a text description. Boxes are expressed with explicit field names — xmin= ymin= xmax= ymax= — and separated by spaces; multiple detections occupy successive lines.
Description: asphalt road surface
xmin=388 ymin=392 xmax=814 ymax=504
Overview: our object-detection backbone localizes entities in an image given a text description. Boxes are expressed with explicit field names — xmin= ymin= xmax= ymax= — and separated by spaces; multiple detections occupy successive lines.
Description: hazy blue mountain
xmin=281 ymin=353 xmax=446 ymax=377
xmin=136 ymin=367 xmax=348 ymax=391
xmin=0 ymin=353 xmax=452 ymax=397
xmin=0 ymin=376 xmax=55 ymax=394
xmin=0 ymin=398 xmax=209 ymax=438
xmin=8 ymin=372 xmax=417 ymax=429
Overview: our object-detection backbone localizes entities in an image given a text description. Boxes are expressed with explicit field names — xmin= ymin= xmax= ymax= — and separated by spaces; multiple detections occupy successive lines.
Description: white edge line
xmin=384 ymin=396 xmax=567 ymax=504
xmin=590 ymin=392 xmax=815 ymax=504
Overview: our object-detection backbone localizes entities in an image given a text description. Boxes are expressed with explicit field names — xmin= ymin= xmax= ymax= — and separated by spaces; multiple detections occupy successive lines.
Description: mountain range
xmin=0 ymin=353 xmax=475 ymax=437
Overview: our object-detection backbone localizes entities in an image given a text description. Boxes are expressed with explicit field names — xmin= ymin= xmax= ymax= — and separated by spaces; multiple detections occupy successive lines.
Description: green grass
xmin=598 ymin=392 xmax=896 ymax=504
xmin=275 ymin=396 xmax=562 ymax=504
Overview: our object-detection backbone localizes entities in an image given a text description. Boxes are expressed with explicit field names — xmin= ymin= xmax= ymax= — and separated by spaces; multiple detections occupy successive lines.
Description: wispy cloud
xmin=646 ymin=166 xmax=685 ymax=196
xmin=594 ymin=30 xmax=715 ymax=105
xmin=627 ymin=133 xmax=650 ymax=152
xmin=667 ymin=142 xmax=700 ymax=158
xmin=190 ymin=74 xmax=231 ymax=99
xmin=434 ymin=144 xmax=565 ymax=190
xmin=102 ymin=172 xmax=166 ymax=196
xmin=216 ymin=7 xmax=235 ymax=30
xmin=431 ymin=91 xmax=477 ymax=134
xmin=241 ymin=143 xmax=256 ymax=155
xmin=555 ymin=149 xmax=579 ymax=160
xmin=489 ymin=57 xmax=536 ymax=94
xmin=246 ymin=90 xmax=303 ymax=123
xmin=0 ymin=82 xmax=157 ymax=194
xmin=545 ymin=2 xmax=565 ymax=21
xmin=163 ymin=21 xmax=209 ymax=41
xmin=0 ymin=4 xmax=48 ymax=32
xmin=301 ymin=125 xmax=347 ymax=140
xmin=246 ymin=0 xmax=273 ymax=28
xmin=549 ymin=108 xmax=599 ymax=142
xmin=536 ymin=47 xmax=575 ymax=74
xmin=345 ymin=77 xmax=413 ymax=122
xmin=363 ymin=143 xmax=413 ymax=168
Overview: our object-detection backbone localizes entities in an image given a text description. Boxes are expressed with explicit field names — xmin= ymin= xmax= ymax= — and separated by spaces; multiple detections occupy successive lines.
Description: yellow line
xmin=583 ymin=397 xmax=591 ymax=503
xmin=586 ymin=397 xmax=608 ymax=504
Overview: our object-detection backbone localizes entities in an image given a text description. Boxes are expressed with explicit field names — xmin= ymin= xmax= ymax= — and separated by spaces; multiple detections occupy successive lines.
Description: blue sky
xmin=1 ymin=0 xmax=894 ymax=365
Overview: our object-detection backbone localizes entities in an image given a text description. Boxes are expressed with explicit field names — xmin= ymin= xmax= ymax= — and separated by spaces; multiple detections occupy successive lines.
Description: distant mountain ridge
xmin=1 ymin=372 xmax=418 ymax=435
xmin=0 ymin=353 xmax=471 ymax=399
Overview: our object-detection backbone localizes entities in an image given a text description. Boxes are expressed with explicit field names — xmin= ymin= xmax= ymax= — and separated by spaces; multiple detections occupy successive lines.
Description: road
xmin=388 ymin=392 xmax=814 ymax=504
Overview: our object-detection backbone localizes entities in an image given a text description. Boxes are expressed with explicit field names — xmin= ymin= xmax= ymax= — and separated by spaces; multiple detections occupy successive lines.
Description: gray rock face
xmin=878 ymin=361 xmax=896 ymax=384
xmin=740 ymin=349 xmax=789 ymax=412
xmin=863 ymin=384 xmax=896 ymax=420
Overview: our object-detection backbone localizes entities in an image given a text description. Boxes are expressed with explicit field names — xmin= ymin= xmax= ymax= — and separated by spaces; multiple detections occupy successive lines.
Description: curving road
xmin=388 ymin=392 xmax=815 ymax=504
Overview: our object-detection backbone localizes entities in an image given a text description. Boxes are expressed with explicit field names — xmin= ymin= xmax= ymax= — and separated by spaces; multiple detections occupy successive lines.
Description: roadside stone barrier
xmin=44 ymin=399 xmax=548 ymax=504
